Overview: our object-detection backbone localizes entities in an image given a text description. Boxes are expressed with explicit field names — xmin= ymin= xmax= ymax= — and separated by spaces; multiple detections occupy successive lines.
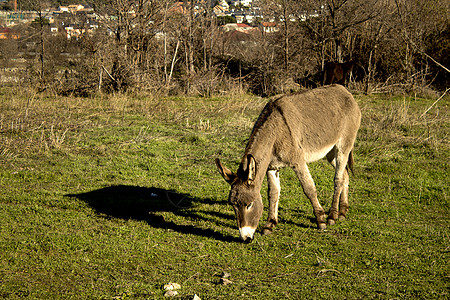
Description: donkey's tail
xmin=347 ymin=150 xmax=355 ymax=175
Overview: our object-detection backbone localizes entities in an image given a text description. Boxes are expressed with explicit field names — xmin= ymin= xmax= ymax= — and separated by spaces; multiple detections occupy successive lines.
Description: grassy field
xmin=0 ymin=88 xmax=449 ymax=299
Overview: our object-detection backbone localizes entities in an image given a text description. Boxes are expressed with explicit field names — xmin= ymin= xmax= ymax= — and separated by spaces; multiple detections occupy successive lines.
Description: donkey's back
xmin=266 ymin=84 xmax=360 ymax=166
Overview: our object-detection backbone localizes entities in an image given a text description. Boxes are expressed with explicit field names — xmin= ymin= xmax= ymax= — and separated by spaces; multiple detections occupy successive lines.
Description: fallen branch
xmin=102 ymin=65 xmax=115 ymax=81
xmin=420 ymin=88 xmax=449 ymax=118
xmin=317 ymin=269 xmax=341 ymax=277
xmin=420 ymin=51 xmax=450 ymax=74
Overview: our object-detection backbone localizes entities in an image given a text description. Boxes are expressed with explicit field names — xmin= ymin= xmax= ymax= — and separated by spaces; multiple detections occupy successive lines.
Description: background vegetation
xmin=1 ymin=0 xmax=448 ymax=96
xmin=0 ymin=88 xmax=448 ymax=298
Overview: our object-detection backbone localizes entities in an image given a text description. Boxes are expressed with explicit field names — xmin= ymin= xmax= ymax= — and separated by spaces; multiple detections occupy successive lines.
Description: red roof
xmin=0 ymin=27 xmax=19 ymax=39
xmin=169 ymin=2 xmax=188 ymax=14
xmin=0 ymin=27 xmax=14 ymax=34
xmin=261 ymin=22 xmax=277 ymax=27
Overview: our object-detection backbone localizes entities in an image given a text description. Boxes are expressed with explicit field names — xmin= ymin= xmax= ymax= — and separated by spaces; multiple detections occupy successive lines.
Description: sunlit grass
xmin=0 ymin=89 xmax=448 ymax=298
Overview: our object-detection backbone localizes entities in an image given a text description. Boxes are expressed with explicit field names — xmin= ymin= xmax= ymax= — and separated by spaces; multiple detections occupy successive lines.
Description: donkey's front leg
xmin=262 ymin=170 xmax=280 ymax=235
xmin=293 ymin=163 xmax=327 ymax=230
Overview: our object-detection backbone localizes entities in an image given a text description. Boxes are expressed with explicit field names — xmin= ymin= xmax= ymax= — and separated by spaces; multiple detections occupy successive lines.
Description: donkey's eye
xmin=247 ymin=202 xmax=253 ymax=210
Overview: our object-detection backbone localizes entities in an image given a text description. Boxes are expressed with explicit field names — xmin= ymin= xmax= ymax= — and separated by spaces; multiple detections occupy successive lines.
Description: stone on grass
xmin=163 ymin=282 xmax=181 ymax=291
xmin=164 ymin=290 xmax=178 ymax=297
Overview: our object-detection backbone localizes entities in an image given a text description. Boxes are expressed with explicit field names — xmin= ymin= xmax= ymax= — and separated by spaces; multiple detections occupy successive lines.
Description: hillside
xmin=0 ymin=88 xmax=448 ymax=298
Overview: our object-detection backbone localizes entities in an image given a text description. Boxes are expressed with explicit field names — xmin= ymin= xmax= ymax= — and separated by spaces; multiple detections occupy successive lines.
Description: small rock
xmin=192 ymin=294 xmax=201 ymax=300
xmin=163 ymin=282 xmax=181 ymax=290
xmin=220 ymin=278 xmax=232 ymax=285
xmin=164 ymin=290 xmax=178 ymax=297
xmin=221 ymin=271 xmax=231 ymax=278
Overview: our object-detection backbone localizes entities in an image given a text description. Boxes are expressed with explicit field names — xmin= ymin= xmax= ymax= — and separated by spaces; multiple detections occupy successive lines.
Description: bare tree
xmin=258 ymin=0 xmax=298 ymax=72
xmin=23 ymin=0 xmax=52 ymax=89
xmin=393 ymin=0 xmax=450 ymax=90
xmin=91 ymin=0 xmax=172 ymax=92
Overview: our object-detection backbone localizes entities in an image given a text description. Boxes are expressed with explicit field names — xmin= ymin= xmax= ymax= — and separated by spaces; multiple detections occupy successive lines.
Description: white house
xmin=259 ymin=22 xmax=279 ymax=33
xmin=228 ymin=0 xmax=252 ymax=8
xmin=214 ymin=0 xmax=230 ymax=16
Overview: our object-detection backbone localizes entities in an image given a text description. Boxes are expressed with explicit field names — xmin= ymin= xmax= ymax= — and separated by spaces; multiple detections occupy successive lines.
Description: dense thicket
xmin=1 ymin=0 xmax=448 ymax=96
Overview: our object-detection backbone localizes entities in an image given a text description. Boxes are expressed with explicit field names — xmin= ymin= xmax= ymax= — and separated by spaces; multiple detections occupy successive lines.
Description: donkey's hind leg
xmin=326 ymin=149 xmax=350 ymax=225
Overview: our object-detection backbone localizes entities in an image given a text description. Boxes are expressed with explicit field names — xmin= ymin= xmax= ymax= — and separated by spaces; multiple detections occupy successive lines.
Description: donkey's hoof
xmin=262 ymin=227 xmax=273 ymax=235
xmin=317 ymin=223 xmax=327 ymax=230
xmin=327 ymin=219 xmax=336 ymax=226
xmin=338 ymin=214 xmax=346 ymax=221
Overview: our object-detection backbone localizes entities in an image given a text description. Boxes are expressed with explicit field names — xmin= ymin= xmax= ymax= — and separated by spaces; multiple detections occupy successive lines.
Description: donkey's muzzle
xmin=243 ymin=236 xmax=253 ymax=243
xmin=239 ymin=226 xmax=256 ymax=243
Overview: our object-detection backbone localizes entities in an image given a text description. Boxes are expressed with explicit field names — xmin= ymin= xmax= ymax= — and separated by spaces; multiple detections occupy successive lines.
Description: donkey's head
xmin=215 ymin=155 xmax=263 ymax=243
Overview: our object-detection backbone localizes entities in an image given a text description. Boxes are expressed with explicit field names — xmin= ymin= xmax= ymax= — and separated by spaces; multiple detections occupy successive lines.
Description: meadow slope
xmin=0 ymin=89 xmax=449 ymax=299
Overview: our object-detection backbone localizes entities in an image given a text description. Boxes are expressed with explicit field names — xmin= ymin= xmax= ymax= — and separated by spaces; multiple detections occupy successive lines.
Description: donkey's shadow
xmin=67 ymin=185 xmax=239 ymax=242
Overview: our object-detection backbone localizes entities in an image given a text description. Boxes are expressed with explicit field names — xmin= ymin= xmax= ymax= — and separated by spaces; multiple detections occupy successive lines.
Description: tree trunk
xmin=38 ymin=11 xmax=45 ymax=88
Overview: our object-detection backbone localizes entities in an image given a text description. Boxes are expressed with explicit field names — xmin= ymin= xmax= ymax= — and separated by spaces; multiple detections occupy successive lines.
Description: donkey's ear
xmin=247 ymin=154 xmax=256 ymax=183
xmin=215 ymin=158 xmax=236 ymax=184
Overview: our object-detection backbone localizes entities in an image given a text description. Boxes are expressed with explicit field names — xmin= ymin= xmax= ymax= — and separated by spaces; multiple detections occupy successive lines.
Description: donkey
xmin=323 ymin=61 xmax=355 ymax=86
xmin=215 ymin=85 xmax=361 ymax=242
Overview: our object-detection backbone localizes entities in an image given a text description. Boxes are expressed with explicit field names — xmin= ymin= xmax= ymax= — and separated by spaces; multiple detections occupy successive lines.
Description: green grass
xmin=0 ymin=88 xmax=449 ymax=299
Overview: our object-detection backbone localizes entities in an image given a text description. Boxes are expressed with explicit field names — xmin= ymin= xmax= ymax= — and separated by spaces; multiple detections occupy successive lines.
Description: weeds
xmin=380 ymin=97 xmax=410 ymax=130
xmin=356 ymin=93 xmax=448 ymax=166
